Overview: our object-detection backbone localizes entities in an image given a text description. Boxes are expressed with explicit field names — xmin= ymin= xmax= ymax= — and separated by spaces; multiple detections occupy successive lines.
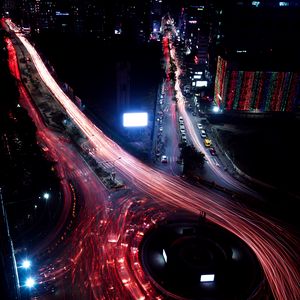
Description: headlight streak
xmin=5 ymin=19 xmax=300 ymax=299
xmin=169 ymin=40 xmax=256 ymax=196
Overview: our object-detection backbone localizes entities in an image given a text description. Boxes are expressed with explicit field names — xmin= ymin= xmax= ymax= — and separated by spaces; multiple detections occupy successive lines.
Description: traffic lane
xmin=13 ymin=23 xmax=300 ymax=300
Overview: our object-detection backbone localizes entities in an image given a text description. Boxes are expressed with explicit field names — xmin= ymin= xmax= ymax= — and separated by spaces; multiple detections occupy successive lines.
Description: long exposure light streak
xmin=4 ymin=19 xmax=300 ymax=299
xmin=168 ymin=39 xmax=257 ymax=195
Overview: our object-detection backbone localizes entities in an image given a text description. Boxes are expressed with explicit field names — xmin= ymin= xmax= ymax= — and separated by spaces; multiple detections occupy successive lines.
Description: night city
xmin=0 ymin=0 xmax=299 ymax=299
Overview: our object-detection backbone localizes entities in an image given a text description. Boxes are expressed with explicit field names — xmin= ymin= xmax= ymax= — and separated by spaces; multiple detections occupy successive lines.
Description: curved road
xmin=3 ymin=19 xmax=300 ymax=300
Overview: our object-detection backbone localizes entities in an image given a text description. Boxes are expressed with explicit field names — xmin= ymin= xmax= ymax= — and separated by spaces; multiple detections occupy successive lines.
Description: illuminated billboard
xmin=200 ymin=274 xmax=215 ymax=282
xmin=123 ymin=112 xmax=148 ymax=127
xmin=195 ymin=81 xmax=208 ymax=87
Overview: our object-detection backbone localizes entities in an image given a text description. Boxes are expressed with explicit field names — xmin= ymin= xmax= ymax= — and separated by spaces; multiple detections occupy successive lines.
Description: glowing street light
xmin=25 ymin=277 xmax=36 ymax=288
xmin=21 ymin=259 xmax=31 ymax=269
xmin=212 ymin=106 xmax=220 ymax=113
xmin=43 ymin=192 xmax=50 ymax=200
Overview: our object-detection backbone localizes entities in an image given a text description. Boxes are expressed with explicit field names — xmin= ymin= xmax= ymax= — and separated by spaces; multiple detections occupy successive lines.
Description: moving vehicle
xmin=197 ymin=123 xmax=203 ymax=130
xmin=200 ymin=130 xmax=207 ymax=138
xmin=209 ymin=147 xmax=216 ymax=156
xmin=161 ymin=155 xmax=168 ymax=163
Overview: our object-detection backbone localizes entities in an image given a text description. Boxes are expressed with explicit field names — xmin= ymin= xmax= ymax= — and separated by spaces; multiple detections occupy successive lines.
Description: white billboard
xmin=196 ymin=81 xmax=208 ymax=87
xmin=123 ymin=112 xmax=148 ymax=127
xmin=200 ymin=274 xmax=215 ymax=282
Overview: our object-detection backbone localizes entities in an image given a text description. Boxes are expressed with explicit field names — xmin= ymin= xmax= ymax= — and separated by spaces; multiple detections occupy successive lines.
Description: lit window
xmin=279 ymin=2 xmax=289 ymax=6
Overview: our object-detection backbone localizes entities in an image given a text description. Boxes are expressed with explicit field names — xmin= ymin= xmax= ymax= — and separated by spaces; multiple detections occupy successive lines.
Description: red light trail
xmin=3 ymin=19 xmax=300 ymax=300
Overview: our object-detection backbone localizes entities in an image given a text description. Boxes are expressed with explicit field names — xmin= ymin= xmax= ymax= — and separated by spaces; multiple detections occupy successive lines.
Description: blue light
xmin=43 ymin=192 xmax=50 ymax=200
xmin=251 ymin=1 xmax=260 ymax=7
xmin=25 ymin=277 xmax=36 ymax=288
xmin=21 ymin=259 xmax=31 ymax=269
xmin=279 ymin=2 xmax=289 ymax=6
xmin=212 ymin=106 xmax=220 ymax=113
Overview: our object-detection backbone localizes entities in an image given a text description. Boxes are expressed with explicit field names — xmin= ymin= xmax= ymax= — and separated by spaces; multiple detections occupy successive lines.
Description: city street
xmin=2 ymin=17 xmax=300 ymax=300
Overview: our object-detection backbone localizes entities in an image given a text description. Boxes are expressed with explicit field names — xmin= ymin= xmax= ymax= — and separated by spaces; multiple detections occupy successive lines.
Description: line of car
xmin=160 ymin=115 xmax=217 ymax=164
xmin=161 ymin=115 xmax=186 ymax=163
xmin=179 ymin=116 xmax=187 ymax=143
xmin=197 ymin=123 xmax=217 ymax=156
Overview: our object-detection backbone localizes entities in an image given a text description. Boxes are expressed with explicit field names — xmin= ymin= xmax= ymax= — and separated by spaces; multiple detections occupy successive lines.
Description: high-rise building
xmin=174 ymin=1 xmax=211 ymax=67
xmin=211 ymin=0 xmax=300 ymax=113
xmin=116 ymin=61 xmax=131 ymax=114
xmin=5 ymin=0 xmax=158 ymax=42
xmin=3 ymin=0 xmax=14 ymax=11
xmin=214 ymin=56 xmax=300 ymax=112
xmin=149 ymin=0 xmax=163 ymax=41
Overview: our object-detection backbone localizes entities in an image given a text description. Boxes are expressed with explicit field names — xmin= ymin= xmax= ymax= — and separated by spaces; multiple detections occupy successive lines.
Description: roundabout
xmin=140 ymin=214 xmax=268 ymax=299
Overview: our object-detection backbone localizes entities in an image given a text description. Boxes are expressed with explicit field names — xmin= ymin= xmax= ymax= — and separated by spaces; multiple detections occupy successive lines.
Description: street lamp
xmin=43 ymin=192 xmax=50 ymax=200
xmin=21 ymin=259 xmax=31 ymax=269
xmin=212 ymin=106 xmax=220 ymax=113
xmin=25 ymin=277 xmax=36 ymax=288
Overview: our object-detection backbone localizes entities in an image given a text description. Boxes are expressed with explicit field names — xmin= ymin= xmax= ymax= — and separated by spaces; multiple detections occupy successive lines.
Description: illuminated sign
xmin=200 ymin=274 xmax=215 ymax=282
xmin=279 ymin=2 xmax=289 ymax=6
xmin=251 ymin=1 xmax=260 ymax=7
xmin=123 ymin=112 xmax=148 ymax=127
xmin=196 ymin=81 xmax=208 ymax=87
xmin=56 ymin=11 xmax=69 ymax=16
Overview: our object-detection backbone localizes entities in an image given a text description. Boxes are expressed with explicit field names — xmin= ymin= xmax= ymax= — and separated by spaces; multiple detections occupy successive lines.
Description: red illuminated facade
xmin=214 ymin=56 xmax=300 ymax=113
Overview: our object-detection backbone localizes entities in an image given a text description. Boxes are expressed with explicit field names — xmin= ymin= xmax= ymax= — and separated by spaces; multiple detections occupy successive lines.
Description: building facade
xmin=211 ymin=0 xmax=300 ymax=113
xmin=3 ymin=0 xmax=162 ymax=42
xmin=214 ymin=56 xmax=300 ymax=112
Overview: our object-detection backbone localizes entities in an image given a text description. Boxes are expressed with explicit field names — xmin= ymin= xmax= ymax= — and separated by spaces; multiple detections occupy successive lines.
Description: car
xmin=200 ymin=130 xmax=207 ymax=138
xmin=161 ymin=155 xmax=168 ymax=163
xmin=209 ymin=147 xmax=216 ymax=156
xmin=159 ymin=126 xmax=163 ymax=132
xmin=179 ymin=116 xmax=183 ymax=122
xmin=197 ymin=123 xmax=203 ymax=130
xmin=204 ymin=138 xmax=212 ymax=147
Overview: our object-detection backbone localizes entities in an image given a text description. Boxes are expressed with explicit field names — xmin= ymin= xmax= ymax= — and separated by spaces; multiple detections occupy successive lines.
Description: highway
xmin=163 ymin=25 xmax=258 ymax=195
xmin=158 ymin=27 xmax=261 ymax=199
xmin=3 ymin=18 xmax=300 ymax=300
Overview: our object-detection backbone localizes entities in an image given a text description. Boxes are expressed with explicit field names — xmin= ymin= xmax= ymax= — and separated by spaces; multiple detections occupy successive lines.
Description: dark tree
xmin=181 ymin=145 xmax=205 ymax=175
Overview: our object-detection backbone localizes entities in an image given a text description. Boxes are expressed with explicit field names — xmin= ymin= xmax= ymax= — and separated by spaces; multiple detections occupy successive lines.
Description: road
xmin=3 ymin=18 xmax=300 ymax=300
xmin=157 ymin=29 xmax=259 ymax=198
